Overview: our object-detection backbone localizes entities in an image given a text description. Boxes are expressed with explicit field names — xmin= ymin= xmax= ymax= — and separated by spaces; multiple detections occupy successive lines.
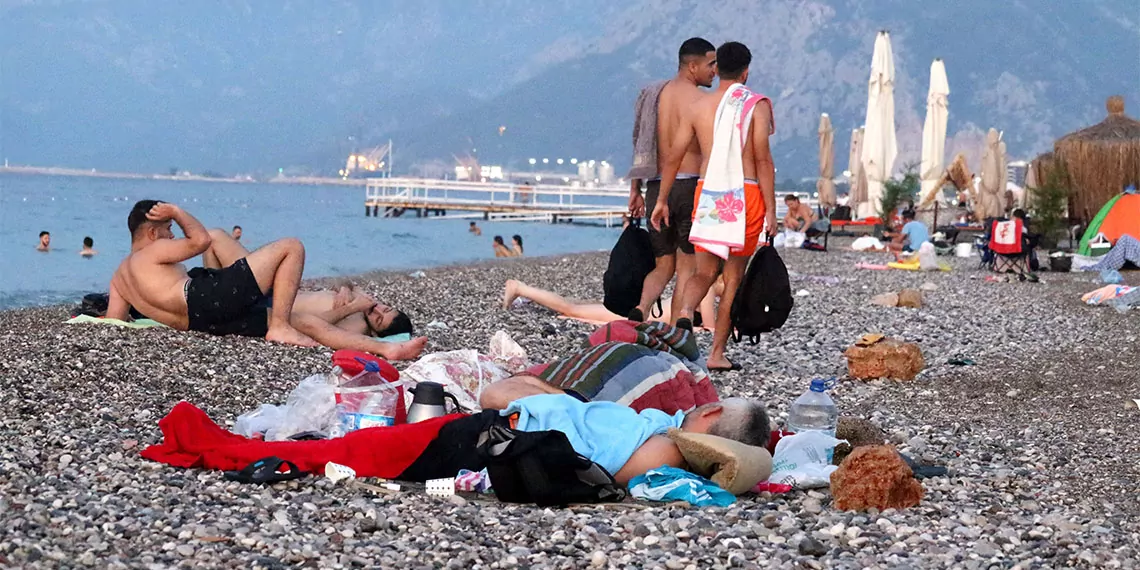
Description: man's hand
xmin=650 ymin=201 xmax=670 ymax=231
xmin=145 ymin=202 xmax=180 ymax=222
xmin=350 ymin=291 xmax=377 ymax=312
xmin=628 ymin=192 xmax=645 ymax=218
xmin=333 ymin=286 xmax=353 ymax=310
xmin=765 ymin=211 xmax=778 ymax=238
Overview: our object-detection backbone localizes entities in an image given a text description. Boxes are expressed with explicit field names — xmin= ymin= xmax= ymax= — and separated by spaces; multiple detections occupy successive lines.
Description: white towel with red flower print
xmin=689 ymin=83 xmax=766 ymax=259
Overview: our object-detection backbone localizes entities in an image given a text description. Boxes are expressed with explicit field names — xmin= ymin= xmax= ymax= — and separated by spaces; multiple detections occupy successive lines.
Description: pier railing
xmin=365 ymin=177 xmax=629 ymax=211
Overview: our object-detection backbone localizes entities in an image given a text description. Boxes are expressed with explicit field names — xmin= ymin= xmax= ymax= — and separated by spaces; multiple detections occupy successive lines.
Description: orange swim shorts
xmin=691 ymin=179 xmax=766 ymax=258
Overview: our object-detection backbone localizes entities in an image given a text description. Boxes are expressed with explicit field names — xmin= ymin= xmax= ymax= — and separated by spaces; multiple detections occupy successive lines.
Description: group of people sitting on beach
xmin=123 ymin=36 xmax=792 ymax=492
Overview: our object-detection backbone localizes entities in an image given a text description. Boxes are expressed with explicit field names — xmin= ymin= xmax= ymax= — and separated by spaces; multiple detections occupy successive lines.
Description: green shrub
xmin=878 ymin=164 xmax=920 ymax=220
xmin=1030 ymin=161 xmax=1070 ymax=249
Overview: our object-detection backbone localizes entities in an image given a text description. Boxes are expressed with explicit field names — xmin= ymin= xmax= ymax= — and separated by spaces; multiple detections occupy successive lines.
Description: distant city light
xmin=528 ymin=158 xmax=536 ymax=165
xmin=535 ymin=175 xmax=543 ymax=182
xmin=542 ymin=158 xmax=549 ymax=164
xmin=570 ymin=158 xmax=578 ymax=164
xmin=556 ymin=159 xmax=564 ymax=165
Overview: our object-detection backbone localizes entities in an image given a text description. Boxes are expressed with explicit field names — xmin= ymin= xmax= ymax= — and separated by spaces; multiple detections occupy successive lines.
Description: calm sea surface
xmin=0 ymin=174 xmax=623 ymax=310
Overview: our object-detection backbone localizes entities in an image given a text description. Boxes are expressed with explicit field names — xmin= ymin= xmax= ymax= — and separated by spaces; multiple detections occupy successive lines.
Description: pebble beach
xmin=1 ymin=244 xmax=1138 ymax=569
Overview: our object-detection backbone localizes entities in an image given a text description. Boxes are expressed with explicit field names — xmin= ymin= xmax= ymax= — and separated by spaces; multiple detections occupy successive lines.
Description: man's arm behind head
xmin=133 ymin=204 xmax=212 ymax=265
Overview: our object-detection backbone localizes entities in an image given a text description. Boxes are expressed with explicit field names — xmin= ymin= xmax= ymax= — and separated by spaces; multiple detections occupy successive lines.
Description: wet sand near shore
xmin=1 ymin=244 xmax=1137 ymax=568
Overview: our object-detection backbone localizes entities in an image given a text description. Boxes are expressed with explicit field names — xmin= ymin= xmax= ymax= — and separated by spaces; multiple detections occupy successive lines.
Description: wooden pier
xmin=365 ymin=177 xmax=630 ymax=225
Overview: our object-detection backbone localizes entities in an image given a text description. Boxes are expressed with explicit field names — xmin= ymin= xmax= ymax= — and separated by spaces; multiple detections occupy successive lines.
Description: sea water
xmin=0 ymin=174 xmax=622 ymax=310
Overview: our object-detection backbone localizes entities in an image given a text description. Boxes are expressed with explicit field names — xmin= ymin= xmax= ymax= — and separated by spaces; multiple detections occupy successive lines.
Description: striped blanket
xmin=529 ymin=321 xmax=718 ymax=415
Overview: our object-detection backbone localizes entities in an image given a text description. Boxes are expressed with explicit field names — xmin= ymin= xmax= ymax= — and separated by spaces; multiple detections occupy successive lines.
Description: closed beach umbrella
xmin=1023 ymin=157 xmax=1039 ymax=209
xmin=818 ymin=113 xmax=837 ymax=209
xmin=999 ymin=140 xmax=1009 ymax=210
xmin=978 ymin=128 xmax=1004 ymax=219
xmin=859 ymin=31 xmax=898 ymax=219
xmin=919 ymin=59 xmax=950 ymax=206
xmin=848 ymin=127 xmax=868 ymax=207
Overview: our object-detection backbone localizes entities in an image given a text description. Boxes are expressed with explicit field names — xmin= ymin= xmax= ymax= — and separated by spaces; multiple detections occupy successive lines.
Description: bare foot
xmin=503 ymin=279 xmax=523 ymax=310
xmin=265 ymin=325 xmax=320 ymax=348
xmin=381 ymin=336 xmax=428 ymax=361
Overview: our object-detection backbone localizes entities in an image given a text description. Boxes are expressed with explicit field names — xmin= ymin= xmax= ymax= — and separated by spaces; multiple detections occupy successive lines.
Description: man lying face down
xmin=399 ymin=378 xmax=770 ymax=485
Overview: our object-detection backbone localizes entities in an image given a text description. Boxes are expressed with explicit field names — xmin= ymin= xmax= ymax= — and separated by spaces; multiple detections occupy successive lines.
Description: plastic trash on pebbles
xmin=426 ymin=477 xmax=456 ymax=497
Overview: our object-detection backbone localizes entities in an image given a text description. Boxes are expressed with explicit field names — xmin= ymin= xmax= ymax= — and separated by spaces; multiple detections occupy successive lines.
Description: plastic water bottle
xmin=327 ymin=368 xmax=347 ymax=439
xmin=787 ymin=378 xmax=839 ymax=460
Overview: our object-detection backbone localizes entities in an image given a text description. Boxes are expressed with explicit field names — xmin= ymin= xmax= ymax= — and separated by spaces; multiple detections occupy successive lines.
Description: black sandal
xmin=224 ymin=456 xmax=308 ymax=484
xmin=709 ymin=360 xmax=743 ymax=372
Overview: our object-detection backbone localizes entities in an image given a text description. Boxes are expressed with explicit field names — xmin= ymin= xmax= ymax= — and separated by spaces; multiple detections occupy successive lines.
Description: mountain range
xmin=2 ymin=0 xmax=1138 ymax=179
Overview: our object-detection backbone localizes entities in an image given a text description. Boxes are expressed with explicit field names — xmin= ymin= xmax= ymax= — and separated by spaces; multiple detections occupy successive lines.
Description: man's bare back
xmin=685 ymin=90 xmax=768 ymax=181
xmin=657 ymin=79 xmax=708 ymax=177
xmin=110 ymin=256 xmax=192 ymax=329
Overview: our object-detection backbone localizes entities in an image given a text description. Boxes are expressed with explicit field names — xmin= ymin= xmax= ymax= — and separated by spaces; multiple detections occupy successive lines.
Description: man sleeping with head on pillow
xmin=400 ymin=389 xmax=772 ymax=492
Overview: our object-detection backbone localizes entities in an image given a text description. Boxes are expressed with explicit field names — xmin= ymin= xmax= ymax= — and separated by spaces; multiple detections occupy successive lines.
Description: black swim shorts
xmin=185 ymin=258 xmax=270 ymax=337
xmin=645 ymin=177 xmax=699 ymax=256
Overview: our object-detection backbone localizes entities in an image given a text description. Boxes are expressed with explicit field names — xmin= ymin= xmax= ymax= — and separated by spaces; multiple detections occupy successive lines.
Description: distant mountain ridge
xmin=2 ymin=0 xmax=1137 ymax=179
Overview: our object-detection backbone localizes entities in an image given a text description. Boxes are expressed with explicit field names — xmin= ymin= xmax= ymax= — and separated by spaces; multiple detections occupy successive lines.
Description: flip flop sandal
xmin=224 ymin=456 xmax=308 ymax=485
xmin=709 ymin=360 xmax=743 ymax=372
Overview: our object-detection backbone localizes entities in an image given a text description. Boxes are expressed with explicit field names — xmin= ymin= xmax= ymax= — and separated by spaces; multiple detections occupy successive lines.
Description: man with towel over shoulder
xmin=627 ymin=37 xmax=718 ymax=325
xmin=651 ymin=41 xmax=776 ymax=372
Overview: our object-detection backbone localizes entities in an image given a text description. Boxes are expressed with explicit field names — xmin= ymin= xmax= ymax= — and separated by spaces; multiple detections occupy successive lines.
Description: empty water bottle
xmin=787 ymin=378 xmax=839 ymax=462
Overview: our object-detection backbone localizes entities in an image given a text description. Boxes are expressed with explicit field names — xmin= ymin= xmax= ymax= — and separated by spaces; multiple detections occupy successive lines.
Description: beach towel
xmin=628 ymin=80 xmax=669 ymax=180
xmin=689 ymin=84 xmax=769 ymax=259
xmin=526 ymin=321 xmax=717 ymax=415
xmin=66 ymin=315 xmax=167 ymax=328
xmin=141 ymin=401 xmax=463 ymax=478
xmin=1081 ymin=284 xmax=1135 ymax=305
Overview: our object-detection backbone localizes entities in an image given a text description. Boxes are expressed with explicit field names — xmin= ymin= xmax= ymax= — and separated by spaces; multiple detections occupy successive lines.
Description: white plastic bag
xmin=488 ymin=330 xmax=528 ymax=372
xmin=401 ymin=350 xmax=512 ymax=412
xmin=234 ymin=374 xmax=337 ymax=441
xmin=917 ymin=242 xmax=939 ymax=271
xmin=783 ymin=231 xmax=806 ymax=249
xmin=767 ymin=431 xmax=847 ymax=489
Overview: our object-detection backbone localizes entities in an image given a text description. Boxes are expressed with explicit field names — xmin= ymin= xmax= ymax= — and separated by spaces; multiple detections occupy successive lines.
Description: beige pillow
xmin=666 ymin=428 xmax=773 ymax=495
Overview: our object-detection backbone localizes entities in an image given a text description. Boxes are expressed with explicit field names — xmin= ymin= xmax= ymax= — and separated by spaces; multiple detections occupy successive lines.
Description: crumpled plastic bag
xmin=767 ymin=431 xmax=848 ymax=489
xmin=234 ymin=374 xmax=337 ymax=441
xmin=488 ymin=330 xmax=528 ymax=372
xmin=629 ymin=466 xmax=735 ymax=507
xmin=917 ymin=242 xmax=939 ymax=271
xmin=783 ymin=231 xmax=806 ymax=249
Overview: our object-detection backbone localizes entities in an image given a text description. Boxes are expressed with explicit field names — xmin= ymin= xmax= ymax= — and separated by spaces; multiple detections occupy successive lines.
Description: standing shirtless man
xmin=627 ymin=37 xmax=718 ymax=325
xmin=651 ymin=42 xmax=776 ymax=371
xmin=107 ymin=200 xmax=314 ymax=346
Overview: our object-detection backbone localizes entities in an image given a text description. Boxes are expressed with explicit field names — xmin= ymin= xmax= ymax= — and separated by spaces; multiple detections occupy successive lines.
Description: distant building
xmin=598 ymin=161 xmax=615 ymax=184
xmin=578 ymin=161 xmax=596 ymax=182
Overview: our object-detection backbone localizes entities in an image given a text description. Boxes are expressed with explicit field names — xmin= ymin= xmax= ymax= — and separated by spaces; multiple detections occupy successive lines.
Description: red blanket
xmin=140 ymin=401 xmax=463 ymax=477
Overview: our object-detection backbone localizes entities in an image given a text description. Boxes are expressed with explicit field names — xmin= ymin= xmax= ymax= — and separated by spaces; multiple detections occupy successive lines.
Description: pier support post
xmin=372 ymin=205 xmax=379 ymax=217
xmin=551 ymin=214 xmax=558 ymax=224
xmin=365 ymin=204 xmax=371 ymax=217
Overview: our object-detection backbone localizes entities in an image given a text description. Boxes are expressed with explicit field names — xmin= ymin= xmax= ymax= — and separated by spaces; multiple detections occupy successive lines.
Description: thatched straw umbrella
xmin=817 ymin=114 xmax=837 ymax=209
xmin=1055 ymin=96 xmax=1140 ymax=220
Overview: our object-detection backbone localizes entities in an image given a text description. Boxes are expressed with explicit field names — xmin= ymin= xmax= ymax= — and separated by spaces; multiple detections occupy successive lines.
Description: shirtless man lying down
xmin=108 ymin=200 xmax=426 ymax=360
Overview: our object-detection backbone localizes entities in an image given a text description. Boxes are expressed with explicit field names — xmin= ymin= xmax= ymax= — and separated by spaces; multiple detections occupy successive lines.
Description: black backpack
xmin=602 ymin=218 xmax=657 ymax=318
xmin=729 ymin=245 xmax=794 ymax=343
xmin=73 ymin=293 xmax=110 ymax=317
xmin=477 ymin=424 xmax=626 ymax=507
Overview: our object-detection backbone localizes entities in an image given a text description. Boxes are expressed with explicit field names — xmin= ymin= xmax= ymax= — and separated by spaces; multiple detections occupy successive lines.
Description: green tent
xmin=1078 ymin=194 xmax=1122 ymax=255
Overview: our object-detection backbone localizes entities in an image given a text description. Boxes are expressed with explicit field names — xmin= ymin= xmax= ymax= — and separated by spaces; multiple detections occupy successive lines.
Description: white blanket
xmin=689 ymin=84 xmax=767 ymax=259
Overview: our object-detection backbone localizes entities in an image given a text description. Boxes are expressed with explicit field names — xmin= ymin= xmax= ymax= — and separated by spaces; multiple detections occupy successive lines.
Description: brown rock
xmin=897 ymin=289 xmax=923 ymax=308
xmin=830 ymin=445 xmax=924 ymax=511
xmin=844 ymin=337 xmax=924 ymax=380
xmin=832 ymin=417 xmax=886 ymax=465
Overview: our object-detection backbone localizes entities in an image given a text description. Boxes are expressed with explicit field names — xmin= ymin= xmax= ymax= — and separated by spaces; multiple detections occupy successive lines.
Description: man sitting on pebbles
xmin=108 ymin=200 xmax=426 ymax=360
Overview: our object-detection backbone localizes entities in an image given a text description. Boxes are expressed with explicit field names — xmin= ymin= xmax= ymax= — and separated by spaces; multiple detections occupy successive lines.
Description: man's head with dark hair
xmin=128 ymin=200 xmax=162 ymax=236
xmin=493 ymin=235 xmax=505 ymax=246
xmin=902 ymin=209 xmax=916 ymax=221
xmin=785 ymin=194 xmax=801 ymax=204
xmin=83 ymin=236 xmax=94 ymax=248
xmin=678 ymin=37 xmax=717 ymax=88
xmin=39 ymin=231 xmax=49 ymax=238
xmin=231 ymin=225 xmax=243 ymax=240
xmin=716 ymin=41 xmax=752 ymax=81
xmin=1012 ymin=208 xmax=1026 ymax=220
xmin=37 ymin=231 xmax=51 ymax=250
xmin=367 ymin=306 xmax=413 ymax=338
xmin=469 ymin=221 xmax=477 ymax=227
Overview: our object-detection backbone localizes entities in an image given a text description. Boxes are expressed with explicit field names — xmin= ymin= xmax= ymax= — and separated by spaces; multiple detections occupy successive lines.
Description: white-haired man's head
xmin=681 ymin=398 xmax=770 ymax=449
